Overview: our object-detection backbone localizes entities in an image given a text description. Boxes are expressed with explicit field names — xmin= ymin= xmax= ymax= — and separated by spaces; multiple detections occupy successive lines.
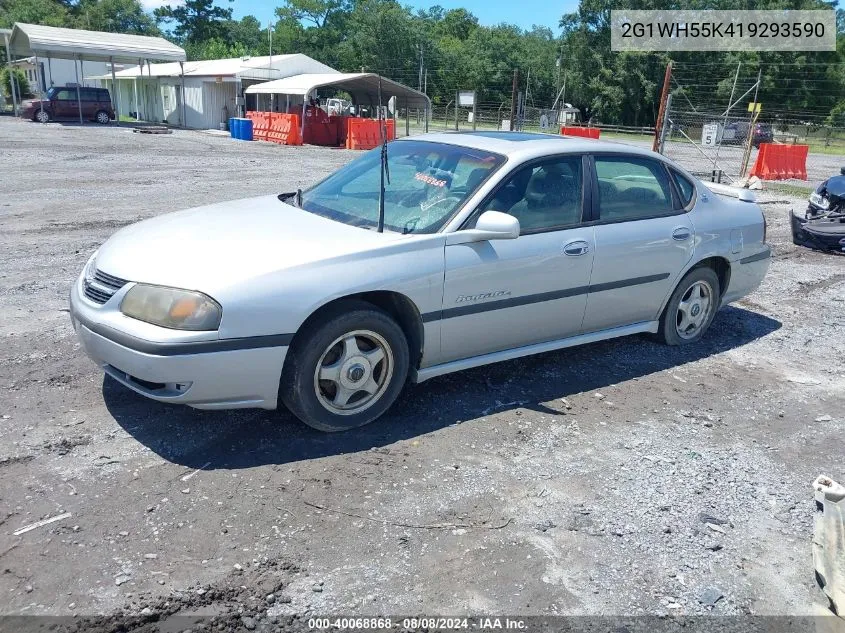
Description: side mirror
xmin=446 ymin=211 xmax=520 ymax=245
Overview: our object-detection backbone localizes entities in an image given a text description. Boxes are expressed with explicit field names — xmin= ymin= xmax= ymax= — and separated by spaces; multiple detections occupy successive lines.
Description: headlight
xmin=82 ymin=252 xmax=98 ymax=282
xmin=809 ymin=192 xmax=830 ymax=209
xmin=120 ymin=284 xmax=222 ymax=331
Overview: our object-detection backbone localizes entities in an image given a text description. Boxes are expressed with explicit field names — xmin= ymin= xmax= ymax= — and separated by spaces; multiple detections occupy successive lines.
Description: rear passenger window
xmin=481 ymin=156 xmax=583 ymax=233
xmin=594 ymin=156 xmax=675 ymax=222
xmin=671 ymin=170 xmax=695 ymax=207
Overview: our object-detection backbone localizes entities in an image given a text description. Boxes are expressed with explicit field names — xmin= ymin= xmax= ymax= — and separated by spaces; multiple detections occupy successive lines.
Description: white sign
xmin=458 ymin=91 xmax=475 ymax=107
xmin=701 ymin=122 xmax=721 ymax=147
xmin=500 ymin=119 xmax=511 ymax=131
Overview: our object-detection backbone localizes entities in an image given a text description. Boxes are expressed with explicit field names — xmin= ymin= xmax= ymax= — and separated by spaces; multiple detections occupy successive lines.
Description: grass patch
xmin=765 ymin=182 xmax=813 ymax=197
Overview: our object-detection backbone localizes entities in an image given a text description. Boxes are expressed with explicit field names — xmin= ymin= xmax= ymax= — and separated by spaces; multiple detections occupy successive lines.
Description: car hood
xmin=93 ymin=195 xmax=404 ymax=294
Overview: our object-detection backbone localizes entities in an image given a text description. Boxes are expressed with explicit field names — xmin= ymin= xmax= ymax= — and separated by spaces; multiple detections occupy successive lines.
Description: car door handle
xmin=563 ymin=240 xmax=590 ymax=256
xmin=672 ymin=228 xmax=692 ymax=241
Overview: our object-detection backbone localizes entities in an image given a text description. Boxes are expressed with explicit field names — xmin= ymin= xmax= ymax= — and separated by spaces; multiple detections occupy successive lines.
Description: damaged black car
xmin=791 ymin=167 xmax=845 ymax=253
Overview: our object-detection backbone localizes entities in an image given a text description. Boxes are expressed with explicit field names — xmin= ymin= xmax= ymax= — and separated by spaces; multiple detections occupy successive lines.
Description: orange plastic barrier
xmin=245 ymin=111 xmax=302 ymax=145
xmin=246 ymin=111 xmax=269 ymax=141
xmin=749 ymin=143 xmax=808 ymax=180
xmin=560 ymin=126 xmax=600 ymax=139
xmin=268 ymin=113 xmax=303 ymax=146
xmin=345 ymin=118 xmax=397 ymax=150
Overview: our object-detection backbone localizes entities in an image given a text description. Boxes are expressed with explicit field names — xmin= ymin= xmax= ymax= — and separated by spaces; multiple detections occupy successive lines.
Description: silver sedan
xmin=69 ymin=132 xmax=771 ymax=431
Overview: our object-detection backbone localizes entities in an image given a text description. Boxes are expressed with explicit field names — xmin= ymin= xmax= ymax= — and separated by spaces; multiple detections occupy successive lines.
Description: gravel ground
xmin=0 ymin=117 xmax=843 ymax=628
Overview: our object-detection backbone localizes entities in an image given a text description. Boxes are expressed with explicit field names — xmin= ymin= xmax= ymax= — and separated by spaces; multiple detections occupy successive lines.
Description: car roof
xmin=395 ymin=131 xmax=663 ymax=162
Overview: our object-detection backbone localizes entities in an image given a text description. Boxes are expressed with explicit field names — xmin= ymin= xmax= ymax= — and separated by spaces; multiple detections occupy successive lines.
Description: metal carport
xmin=245 ymin=72 xmax=431 ymax=138
xmin=7 ymin=23 xmax=185 ymax=124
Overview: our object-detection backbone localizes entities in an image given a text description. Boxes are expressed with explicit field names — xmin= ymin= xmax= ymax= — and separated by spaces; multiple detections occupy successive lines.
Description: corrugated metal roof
xmin=89 ymin=54 xmax=337 ymax=80
xmin=9 ymin=23 xmax=185 ymax=63
xmin=245 ymin=73 xmax=431 ymax=109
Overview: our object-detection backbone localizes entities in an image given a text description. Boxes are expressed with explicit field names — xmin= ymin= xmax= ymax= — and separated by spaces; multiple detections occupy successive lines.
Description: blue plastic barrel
xmin=229 ymin=117 xmax=237 ymax=138
xmin=240 ymin=118 xmax=254 ymax=141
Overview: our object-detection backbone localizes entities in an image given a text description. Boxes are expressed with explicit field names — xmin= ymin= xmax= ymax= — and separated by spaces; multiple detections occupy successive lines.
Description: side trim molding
xmin=412 ymin=320 xmax=659 ymax=383
xmin=739 ymin=247 xmax=771 ymax=265
xmin=421 ymin=273 xmax=670 ymax=322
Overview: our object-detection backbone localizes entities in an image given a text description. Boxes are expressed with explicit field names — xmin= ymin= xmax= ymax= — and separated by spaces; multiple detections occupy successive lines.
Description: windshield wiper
xmin=377 ymin=75 xmax=390 ymax=233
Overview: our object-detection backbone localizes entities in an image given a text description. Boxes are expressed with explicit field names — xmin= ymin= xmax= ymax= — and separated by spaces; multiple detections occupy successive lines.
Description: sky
xmin=151 ymin=0 xmax=581 ymax=33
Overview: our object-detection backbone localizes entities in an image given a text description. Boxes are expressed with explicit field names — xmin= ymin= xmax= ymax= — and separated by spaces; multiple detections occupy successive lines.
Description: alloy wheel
xmin=313 ymin=329 xmax=394 ymax=415
xmin=675 ymin=280 xmax=714 ymax=340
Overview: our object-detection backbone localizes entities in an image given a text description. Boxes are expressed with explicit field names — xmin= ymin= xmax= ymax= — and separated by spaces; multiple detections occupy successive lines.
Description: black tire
xmin=280 ymin=300 xmax=409 ymax=432
xmin=34 ymin=110 xmax=50 ymax=123
xmin=95 ymin=110 xmax=111 ymax=125
xmin=657 ymin=266 xmax=720 ymax=346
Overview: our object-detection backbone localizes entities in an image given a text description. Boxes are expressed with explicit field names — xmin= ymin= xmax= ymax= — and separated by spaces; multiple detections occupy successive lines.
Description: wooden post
xmin=652 ymin=61 xmax=672 ymax=153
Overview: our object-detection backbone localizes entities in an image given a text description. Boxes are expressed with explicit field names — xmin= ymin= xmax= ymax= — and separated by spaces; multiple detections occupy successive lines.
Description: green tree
xmin=0 ymin=0 xmax=69 ymax=28
xmin=154 ymin=0 xmax=233 ymax=44
xmin=184 ymin=37 xmax=248 ymax=60
xmin=1 ymin=67 xmax=32 ymax=99
xmin=227 ymin=15 xmax=266 ymax=54
xmin=73 ymin=0 xmax=160 ymax=34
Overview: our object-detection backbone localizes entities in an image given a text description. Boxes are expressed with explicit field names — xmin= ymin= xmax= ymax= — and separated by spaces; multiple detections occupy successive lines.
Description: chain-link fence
xmin=663 ymin=62 xmax=845 ymax=188
xmin=396 ymin=103 xmax=579 ymax=136
xmin=662 ymin=109 xmax=845 ymax=186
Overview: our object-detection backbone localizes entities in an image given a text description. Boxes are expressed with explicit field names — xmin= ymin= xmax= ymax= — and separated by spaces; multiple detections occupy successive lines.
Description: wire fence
xmin=662 ymin=62 xmax=845 ymax=187
xmin=663 ymin=110 xmax=845 ymax=186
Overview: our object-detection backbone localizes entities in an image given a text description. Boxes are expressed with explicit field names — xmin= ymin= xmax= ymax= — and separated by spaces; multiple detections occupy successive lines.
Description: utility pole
xmin=740 ymin=69 xmax=763 ymax=177
xmin=652 ymin=61 xmax=672 ymax=153
xmin=509 ymin=69 xmax=518 ymax=131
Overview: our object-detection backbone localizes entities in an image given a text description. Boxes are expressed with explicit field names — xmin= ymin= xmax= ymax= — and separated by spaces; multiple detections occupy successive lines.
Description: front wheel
xmin=657 ymin=267 xmax=720 ymax=346
xmin=280 ymin=301 xmax=409 ymax=432
xmin=34 ymin=110 xmax=50 ymax=123
xmin=95 ymin=110 xmax=111 ymax=125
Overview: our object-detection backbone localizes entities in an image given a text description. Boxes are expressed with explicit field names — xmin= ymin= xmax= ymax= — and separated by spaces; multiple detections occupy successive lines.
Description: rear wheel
xmin=658 ymin=267 xmax=720 ymax=346
xmin=95 ymin=110 xmax=111 ymax=125
xmin=280 ymin=301 xmax=409 ymax=432
xmin=34 ymin=110 xmax=50 ymax=123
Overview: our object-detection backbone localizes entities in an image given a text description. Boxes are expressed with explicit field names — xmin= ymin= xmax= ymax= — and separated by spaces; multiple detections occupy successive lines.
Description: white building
xmin=11 ymin=56 xmax=123 ymax=95
xmin=91 ymin=54 xmax=338 ymax=129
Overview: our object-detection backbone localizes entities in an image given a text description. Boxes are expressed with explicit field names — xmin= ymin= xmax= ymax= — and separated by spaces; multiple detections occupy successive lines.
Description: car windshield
xmin=45 ymin=87 xmax=58 ymax=99
xmin=296 ymin=140 xmax=505 ymax=234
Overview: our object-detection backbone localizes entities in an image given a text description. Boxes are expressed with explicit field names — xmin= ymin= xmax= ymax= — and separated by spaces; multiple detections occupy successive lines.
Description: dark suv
xmin=23 ymin=86 xmax=115 ymax=124
xmin=723 ymin=121 xmax=774 ymax=148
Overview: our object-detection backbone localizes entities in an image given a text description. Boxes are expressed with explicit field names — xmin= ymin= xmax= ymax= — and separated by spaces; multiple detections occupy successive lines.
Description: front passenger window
xmin=481 ymin=156 xmax=583 ymax=233
xmin=595 ymin=156 xmax=675 ymax=222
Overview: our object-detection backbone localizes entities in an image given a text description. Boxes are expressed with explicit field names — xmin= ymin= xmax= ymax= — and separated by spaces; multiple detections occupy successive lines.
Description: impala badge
xmin=455 ymin=290 xmax=511 ymax=303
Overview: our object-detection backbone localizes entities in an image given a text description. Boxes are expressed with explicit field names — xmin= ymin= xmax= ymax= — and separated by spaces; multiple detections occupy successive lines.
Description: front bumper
xmin=70 ymin=277 xmax=287 ymax=410
xmin=791 ymin=208 xmax=845 ymax=253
